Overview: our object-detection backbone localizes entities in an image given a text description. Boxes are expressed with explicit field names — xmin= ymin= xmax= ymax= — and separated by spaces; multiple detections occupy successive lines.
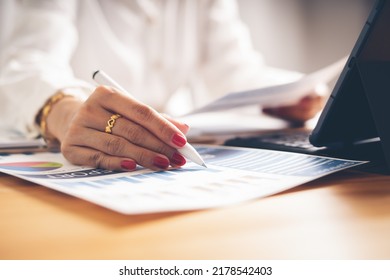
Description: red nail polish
xmin=171 ymin=152 xmax=186 ymax=166
xmin=153 ymin=156 xmax=170 ymax=169
xmin=172 ymin=133 xmax=187 ymax=147
xmin=121 ymin=160 xmax=136 ymax=170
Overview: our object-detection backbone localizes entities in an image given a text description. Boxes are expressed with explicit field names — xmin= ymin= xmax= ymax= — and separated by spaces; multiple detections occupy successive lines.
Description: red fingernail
xmin=153 ymin=156 xmax=170 ymax=169
xmin=172 ymin=133 xmax=187 ymax=147
xmin=121 ymin=160 xmax=136 ymax=170
xmin=171 ymin=152 xmax=186 ymax=166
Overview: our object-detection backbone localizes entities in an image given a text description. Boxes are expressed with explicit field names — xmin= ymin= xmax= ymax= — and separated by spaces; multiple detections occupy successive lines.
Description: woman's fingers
xmin=64 ymin=126 xmax=185 ymax=170
xmin=263 ymin=93 xmax=325 ymax=124
xmin=60 ymin=87 xmax=188 ymax=170
xmin=91 ymin=86 xmax=188 ymax=149
xmin=78 ymin=111 xmax=175 ymax=155
xmin=263 ymin=84 xmax=328 ymax=124
xmin=61 ymin=145 xmax=138 ymax=171
xmin=63 ymin=128 xmax=187 ymax=170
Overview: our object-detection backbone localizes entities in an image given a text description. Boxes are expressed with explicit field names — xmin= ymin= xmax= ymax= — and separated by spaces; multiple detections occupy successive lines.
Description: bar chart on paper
xmin=0 ymin=145 xmax=365 ymax=214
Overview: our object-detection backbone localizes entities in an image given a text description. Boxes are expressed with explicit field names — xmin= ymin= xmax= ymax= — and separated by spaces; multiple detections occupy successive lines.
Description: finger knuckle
xmin=91 ymin=86 xmax=116 ymax=105
xmin=155 ymin=144 xmax=175 ymax=157
xmin=94 ymin=85 xmax=113 ymax=96
xmin=157 ymin=122 xmax=173 ymax=138
xmin=124 ymin=125 xmax=146 ymax=145
xmin=104 ymin=136 xmax=127 ymax=155
xmin=100 ymin=157 xmax=117 ymax=171
xmin=89 ymin=152 xmax=106 ymax=168
xmin=134 ymin=150 xmax=151 ymax=166
xmin=134 ymin=103 xmax=154 ymax=121
xmin=88 ymin=152 xmax=116 ymax=170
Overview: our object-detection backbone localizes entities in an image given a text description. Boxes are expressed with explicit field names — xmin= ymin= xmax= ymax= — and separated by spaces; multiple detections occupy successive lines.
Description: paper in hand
xmin=186 ymin=57 xmax=347 ymax=115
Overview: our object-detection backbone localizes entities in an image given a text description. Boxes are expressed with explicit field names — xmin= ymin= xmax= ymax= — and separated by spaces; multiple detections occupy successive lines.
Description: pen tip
xmin=202 ymin=163 xmax=208 ymax=168
xmin=92 ymin=70 xmax=100 ymax=79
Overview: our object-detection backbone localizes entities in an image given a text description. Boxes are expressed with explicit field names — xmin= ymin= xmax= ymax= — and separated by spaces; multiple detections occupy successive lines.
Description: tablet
xmin=310 ymin=0 xmax=390 ymax=148
xmin=224 ymin=0 xmax=390 ymax=170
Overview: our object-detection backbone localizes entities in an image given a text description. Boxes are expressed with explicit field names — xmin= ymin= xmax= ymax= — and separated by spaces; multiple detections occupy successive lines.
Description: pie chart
xmin=0 ymin=161 xmax=62 ymax=172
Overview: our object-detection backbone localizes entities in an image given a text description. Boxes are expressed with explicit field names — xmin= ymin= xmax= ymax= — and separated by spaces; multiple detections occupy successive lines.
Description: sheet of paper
xmin=0 ymin=128 xmax=46 ymax=149
xmin=179 ymin=110 xmax=289 ymax=139
xmin=0 ymin=128 xmax=47 ymax=153
xmin=0 ymin=145 xmax=365 ymax=214
xmin=187 ymin=57 xmax=347 ymax=115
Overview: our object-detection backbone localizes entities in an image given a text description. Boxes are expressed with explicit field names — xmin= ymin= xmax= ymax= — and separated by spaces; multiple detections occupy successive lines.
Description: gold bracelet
xmin=36 ymin=92 xmax=68 ymax=145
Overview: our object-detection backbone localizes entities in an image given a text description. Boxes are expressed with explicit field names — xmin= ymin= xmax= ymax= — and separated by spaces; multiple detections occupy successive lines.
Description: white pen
xmin=92 ymin=70 xmax=207 ymax=168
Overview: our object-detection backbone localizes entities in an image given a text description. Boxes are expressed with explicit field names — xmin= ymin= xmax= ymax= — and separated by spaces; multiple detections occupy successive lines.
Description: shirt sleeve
xmin=0 ymin=0 xmax=92 ymax=137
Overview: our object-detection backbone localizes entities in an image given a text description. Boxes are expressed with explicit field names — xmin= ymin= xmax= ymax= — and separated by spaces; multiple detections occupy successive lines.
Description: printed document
xmin=0 ymin=145 xmax=365 ymax=214
xmin=187 ymin=57 xmax=347 ymax=115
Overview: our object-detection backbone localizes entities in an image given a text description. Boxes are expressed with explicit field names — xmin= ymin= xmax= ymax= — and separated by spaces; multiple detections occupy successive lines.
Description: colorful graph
xmin=0 ymin=161 xmax=62 ymax=172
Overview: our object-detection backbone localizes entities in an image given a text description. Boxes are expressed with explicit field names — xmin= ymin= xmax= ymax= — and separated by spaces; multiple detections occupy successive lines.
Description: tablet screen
xmin=310 ymin=0 xmax=390 ymax=148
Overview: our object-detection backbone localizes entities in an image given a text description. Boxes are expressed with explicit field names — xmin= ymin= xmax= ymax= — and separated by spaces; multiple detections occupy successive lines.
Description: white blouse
xmin=0 ymin=0 xmax=298 ymax=136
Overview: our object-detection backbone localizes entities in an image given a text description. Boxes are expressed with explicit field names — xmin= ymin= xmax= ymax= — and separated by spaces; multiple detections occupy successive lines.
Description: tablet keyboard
xmin=224 ymin=130 xmax=325 ymax=155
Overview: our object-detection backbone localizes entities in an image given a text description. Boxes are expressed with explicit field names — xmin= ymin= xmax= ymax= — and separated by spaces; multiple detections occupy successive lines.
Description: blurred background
xmin=238 ymin=0 xmax=375 ymax=72
xmin=0 ymin=0 xmax=375 ymax=73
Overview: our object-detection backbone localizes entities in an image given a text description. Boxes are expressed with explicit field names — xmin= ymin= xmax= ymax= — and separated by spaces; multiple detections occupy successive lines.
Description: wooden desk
xmin=1 ymin=168 xmax=389 ymax=260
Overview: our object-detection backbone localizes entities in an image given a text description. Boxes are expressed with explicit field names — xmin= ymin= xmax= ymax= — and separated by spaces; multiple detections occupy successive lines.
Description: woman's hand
xmin=262 ymin=86 xmax=328 ymax=125
xmin=46 ymin=86 xmax=189 ymax=171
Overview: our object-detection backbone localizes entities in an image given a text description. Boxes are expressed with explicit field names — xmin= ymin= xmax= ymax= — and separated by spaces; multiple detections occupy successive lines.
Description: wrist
xmin=36 ymin=92 xmax=82 ymax=145
xmin=48 ymin=95 xmax=82 ymax=143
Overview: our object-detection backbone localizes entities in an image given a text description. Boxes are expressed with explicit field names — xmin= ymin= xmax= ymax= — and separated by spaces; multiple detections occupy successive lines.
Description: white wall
xmin=238 ymin=0 xmax=375 ymax=72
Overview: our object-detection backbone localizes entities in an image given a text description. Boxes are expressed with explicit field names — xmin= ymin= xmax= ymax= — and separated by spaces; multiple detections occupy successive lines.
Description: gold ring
xmin=105 ymin=114 xmax=121 ymax=134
